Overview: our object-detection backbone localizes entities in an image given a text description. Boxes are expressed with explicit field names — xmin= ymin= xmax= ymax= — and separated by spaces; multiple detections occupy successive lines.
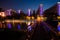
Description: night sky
xmin=0 ymin=0 xmax=59 ymax=12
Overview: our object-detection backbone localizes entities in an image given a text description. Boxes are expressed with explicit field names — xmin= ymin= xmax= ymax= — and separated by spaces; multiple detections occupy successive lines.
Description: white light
xmin=40 ymin=4 xmax=43 ymax=6
xmin=28 ymin=9 xmax=31 ymax=16
xmin=27 ymin=22 xmax=31 ymax=26
xmin=57 ymin=2 xmax=60 ymax=4
xmin=27 ymin=26 xmax=32 ymax=31
xmin=18 ymin=10 xmax=21 ymax=13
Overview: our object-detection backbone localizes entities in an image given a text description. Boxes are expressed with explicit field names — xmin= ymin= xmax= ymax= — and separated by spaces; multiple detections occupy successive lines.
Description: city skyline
xmin=0 ymin=0 xmax=58 ymax=13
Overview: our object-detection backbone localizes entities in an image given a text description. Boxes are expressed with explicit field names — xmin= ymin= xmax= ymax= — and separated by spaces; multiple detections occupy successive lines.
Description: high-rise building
xmin=57 ymin=2 xmax=60 ymax=16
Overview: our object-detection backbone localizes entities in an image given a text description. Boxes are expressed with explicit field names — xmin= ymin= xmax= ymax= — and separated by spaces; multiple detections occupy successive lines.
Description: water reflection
xmin=7 ymin=23 xmax=12 ymax=29
xmin=17 ymin=24 xmax=21 ymax=30
xmin=57 ymin=25 xmax=60 ymax=32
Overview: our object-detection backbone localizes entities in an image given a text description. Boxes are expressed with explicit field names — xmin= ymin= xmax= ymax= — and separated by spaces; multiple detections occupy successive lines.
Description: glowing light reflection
xmin=27 ymin=26 xmax=32 ymax=31
xmin=57 ymin=22 xmax=60 ymax=31
xmin=17 ymin=24 xmax=21 ymax=30
xmin=7 ymin=23 xmax=11 ymax=28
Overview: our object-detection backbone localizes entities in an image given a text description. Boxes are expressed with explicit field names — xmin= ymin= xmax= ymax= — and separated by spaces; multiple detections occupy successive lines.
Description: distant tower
xmin=57 ymin=2 xmax=60 ymax=16
xmin=17 ymin=10 xmax=21 ymax=14
xmin=6 ymin=9 xmax=12 ymax=16
xmin=28 ymin=9 xmax=31 ymax=16
xmin=39 ymin=4 xmax=43 ymax=16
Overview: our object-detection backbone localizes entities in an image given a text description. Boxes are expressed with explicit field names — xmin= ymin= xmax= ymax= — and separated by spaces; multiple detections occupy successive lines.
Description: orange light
xmin=1 ymin=12 xmax=6 ymax=17
xmin=36 ymin=16 xmax=41 ymax=22
xmin=36 ymin=16 xmax=45 ymax=22
xmin=0 ymin=13 xmax=1 ymax=16
xmin=26 ymin=16 xmax=30 ymax=20
xmin=58 ymin=32 xmax=60 ymax=35
xmin=58 ymin=22 xmax=60 ymax=25
xmin=40 ymin=16 xmax=44 ymax=20
xmin=57 ymin=16 xmax=60 ymax=19
xmin=32 ymin=16 xmax=34 ymax=19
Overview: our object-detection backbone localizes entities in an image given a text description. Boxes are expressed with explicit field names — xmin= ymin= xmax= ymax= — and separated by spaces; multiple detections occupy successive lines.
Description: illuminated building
xmin=57 ymin=2 xmax=60 ymax=16
xmin=6 ymin=9 xmax=12 ymax=16
xmin=40 ymin=4 xmax=43 ymax=16
xmin=17 ymin=10 xmax=21 ymax=14
xmin=28 ymin=9 xmax=31 ymax=16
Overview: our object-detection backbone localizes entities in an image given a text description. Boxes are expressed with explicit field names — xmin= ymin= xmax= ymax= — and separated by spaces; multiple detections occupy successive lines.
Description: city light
xmin=0 ymin=12 xmax=1 ymax=16
xmin=17 ymin=24 xmax=21 ymax=30
xmin=36 ymin=16 xmax=41 ymax=22
xmin=7 ymin=23 xmax=12 ymax=29
xmin=27 ymin=22 xmax=31 ymax=26
xmin=6 ymin=10 xmax=11 ymax=16
xmin=57 ymin=16 xmax=60 ymax=19
xmin=1 ymin=12 xmax=6 ymax=17
xmin=0 ymin=12 xmax=6 ymax=17
xmin=17 ymin=10 xmax=21 ymax=14
xmin=40 ymin=4 xmax=43 ymax=16
xmin=36 ymin=15 xmax=44 ymax=22
xmin=31 ymin=16 xmax=34 ymax=19
xmin=27 ymin=26 xmax=32 ymax=31
xmin=28 ymin=9 xmax=31 ymax=16
xmin=26 ymin=16 xmax=31 ymax=20
xmin=57 ymin=2 xmax=60 ymax=16
xmin=57 ymin=22 xmax=60 ymax=32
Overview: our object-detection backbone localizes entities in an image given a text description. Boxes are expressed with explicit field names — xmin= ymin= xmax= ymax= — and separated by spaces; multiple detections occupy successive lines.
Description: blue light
xmin=17 ymin=24 xmax=21 ymax=30
xmin=57 ymin=25 xmax=60 ymax=31
xmin=7 ymin=23 xmax=11 ymax=29
xmin=40 ymin=4 xmax=43 ymax=16
xmin=58 ymin=2 xmax=60 ymax=16
xmin=27 ymin=26 xmax=32 ymax=31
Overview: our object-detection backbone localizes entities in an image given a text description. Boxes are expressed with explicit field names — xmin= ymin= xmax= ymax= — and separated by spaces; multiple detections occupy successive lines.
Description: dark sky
xmin=0 ymin=0 xmax=58 ymax=12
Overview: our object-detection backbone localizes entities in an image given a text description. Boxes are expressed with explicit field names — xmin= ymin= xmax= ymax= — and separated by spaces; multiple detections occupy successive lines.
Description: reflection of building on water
xmin=7 ymin=23 xmax=12 ymax=29
xmin=17 ymin=24 xmax=21 ymax=30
